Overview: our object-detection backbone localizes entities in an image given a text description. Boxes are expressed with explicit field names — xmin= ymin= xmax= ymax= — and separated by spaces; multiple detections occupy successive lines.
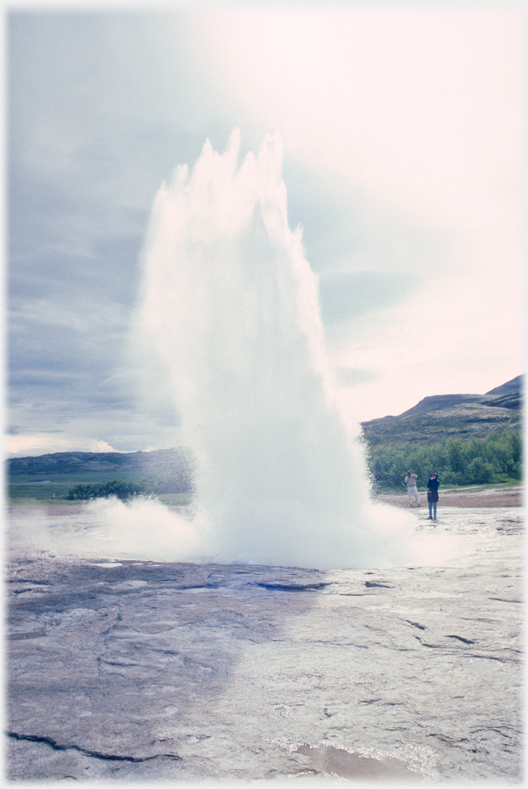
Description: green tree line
xmin=365 ymin=430 xmax=522 ymax=490
xmin=67 ymin=479 xmax=153 ymax=501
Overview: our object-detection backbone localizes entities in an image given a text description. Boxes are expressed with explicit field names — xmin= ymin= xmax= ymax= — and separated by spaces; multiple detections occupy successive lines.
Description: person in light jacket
xmin=427 ymin=472 xmax=440 ymax=521
xmin=404 ymin=471 xmax=420 ymax=506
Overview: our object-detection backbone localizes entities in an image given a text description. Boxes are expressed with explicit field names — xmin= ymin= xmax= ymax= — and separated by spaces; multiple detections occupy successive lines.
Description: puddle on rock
xmin=295 ymin=744 xmax=423 ymax=782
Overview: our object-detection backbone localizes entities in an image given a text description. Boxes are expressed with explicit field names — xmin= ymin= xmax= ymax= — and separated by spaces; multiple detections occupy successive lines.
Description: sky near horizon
xmin=7 ymin=4 xmax=524 ymax=457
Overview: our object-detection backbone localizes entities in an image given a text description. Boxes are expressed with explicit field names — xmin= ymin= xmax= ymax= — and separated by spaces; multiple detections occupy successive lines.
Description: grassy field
xmin=7 ymin=471 xmax=140 ymax=502
xmin=6 ymin=472 xmax=193 ymax=506
xmin=372 ymin=477 xmax=521 ymax=496
xmin=7 ymin=491 xmax=193 ymax=507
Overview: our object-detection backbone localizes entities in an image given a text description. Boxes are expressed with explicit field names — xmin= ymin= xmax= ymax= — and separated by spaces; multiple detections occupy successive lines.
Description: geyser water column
xmin=134 ymin=130 xmax=412 ymax=569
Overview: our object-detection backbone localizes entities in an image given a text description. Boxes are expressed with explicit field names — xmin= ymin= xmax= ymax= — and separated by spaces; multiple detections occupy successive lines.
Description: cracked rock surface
xmin=6 ymin=506 xmax=523 ymax=782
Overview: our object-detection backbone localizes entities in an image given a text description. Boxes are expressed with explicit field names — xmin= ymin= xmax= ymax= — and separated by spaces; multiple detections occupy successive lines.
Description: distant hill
xmin=360 ymin=376 xmax=523 ymax=447
xmin=485 ymin=376 xmax=523 ymax=396
xmin=6 ymin=376 xmax=523 ymax=496
xmin=7 ymin=447 xmax=192 ymax=478
xmin=6 ymin=447 xmax=195 ymax=501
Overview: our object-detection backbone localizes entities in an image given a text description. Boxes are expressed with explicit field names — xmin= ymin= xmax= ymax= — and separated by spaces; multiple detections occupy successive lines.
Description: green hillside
xmin=360 ymin=376 xmax=522 ymax=447
xmin=6 ymin=377 xmax=523 ymax=502
xmin=360 ymin=376 xmax=523 ymax=491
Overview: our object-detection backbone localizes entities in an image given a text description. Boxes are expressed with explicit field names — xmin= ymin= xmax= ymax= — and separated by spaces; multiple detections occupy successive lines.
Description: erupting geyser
xmin=133 ymin=130 xmax=415 ymax=569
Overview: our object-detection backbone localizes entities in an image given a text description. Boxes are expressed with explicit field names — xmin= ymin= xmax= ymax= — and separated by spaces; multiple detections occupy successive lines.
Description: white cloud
xmin=195 ymin=7 xmax=521 ymax=221
xmin=190 ymin=6 xmax=523 ymax=420
xmin=6 ymin=433 xmax=117 ymax=458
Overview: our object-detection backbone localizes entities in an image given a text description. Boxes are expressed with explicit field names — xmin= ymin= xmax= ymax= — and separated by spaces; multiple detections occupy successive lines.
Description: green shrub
xmin=66 ymin=479 xmax=154 ymax=501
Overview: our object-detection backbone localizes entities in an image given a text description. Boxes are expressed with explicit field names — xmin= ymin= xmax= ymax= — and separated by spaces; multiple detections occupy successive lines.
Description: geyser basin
xmin=131 ymin=130 xmax=421 ymax=569
xmin=7 ymin=506 xmax=523 ymax=782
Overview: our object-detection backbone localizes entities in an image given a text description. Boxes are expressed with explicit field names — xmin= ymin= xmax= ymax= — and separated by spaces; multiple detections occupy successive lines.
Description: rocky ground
xmin=5 ymin=499 xmax=523 ymax=785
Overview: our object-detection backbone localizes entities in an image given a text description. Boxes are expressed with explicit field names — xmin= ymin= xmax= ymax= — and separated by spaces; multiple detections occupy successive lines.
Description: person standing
xmin=427 ymin=472 xmax=440 ymax=521
xmin=404 ymin=470 xmax=420 ymax=506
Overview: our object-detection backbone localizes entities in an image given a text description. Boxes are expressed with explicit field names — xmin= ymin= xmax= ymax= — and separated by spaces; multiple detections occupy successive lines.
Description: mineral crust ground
xmin=6 ymin=502 xmax=523 ymax=783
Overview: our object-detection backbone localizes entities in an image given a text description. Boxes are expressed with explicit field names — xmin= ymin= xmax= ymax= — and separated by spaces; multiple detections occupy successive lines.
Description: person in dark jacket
xmin=426 ymin=473 xmax=440 ymax=521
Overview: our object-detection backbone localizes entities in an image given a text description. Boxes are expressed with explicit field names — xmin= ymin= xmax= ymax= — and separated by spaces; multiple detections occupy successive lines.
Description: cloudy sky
xmin=7 ymin=4 xmax=523 ymax=457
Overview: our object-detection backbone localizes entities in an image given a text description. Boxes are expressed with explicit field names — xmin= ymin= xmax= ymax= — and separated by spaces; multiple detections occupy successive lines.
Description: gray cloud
xmin=283 ymin=162 xmax=363 ymax=273
xmin=334 ymin=368 xmax=380 ymax=387
xmin=318 ymin=270 xmax=417 ymax=324
xmin=8 ymin=12 xmax=218 ymax=450
xmin=7 ymin=11 xmax=451 ymax=454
